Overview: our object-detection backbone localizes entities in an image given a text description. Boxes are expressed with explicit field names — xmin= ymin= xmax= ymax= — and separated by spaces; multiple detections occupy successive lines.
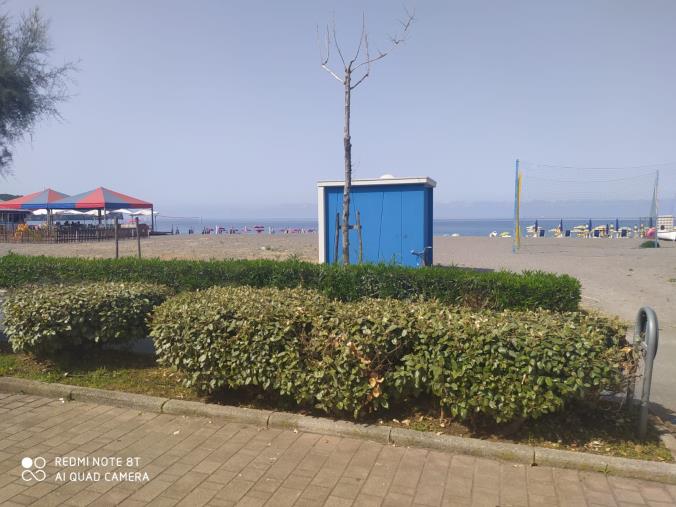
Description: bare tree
xmin=318 ymin=9 xmax=414 ymax=265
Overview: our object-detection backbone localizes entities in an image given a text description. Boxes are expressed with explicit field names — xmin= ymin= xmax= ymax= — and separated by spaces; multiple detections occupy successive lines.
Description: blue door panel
xmin=379 ymin=189 xmax=402 ymax=264
xmin=401 ymin=189 xmax=425 ymax=267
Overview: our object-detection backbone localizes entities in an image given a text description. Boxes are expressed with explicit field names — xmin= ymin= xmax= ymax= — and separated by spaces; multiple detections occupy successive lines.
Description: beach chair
xmin=593 ymin=230 xmax=600 ymax=238
xmin=538 ymin=229 xmax=545 ymax=237
xmin=564 ymin=230 xmax=571 ymax=237
xmin=620 ymin=229 xmax=628 ymax=238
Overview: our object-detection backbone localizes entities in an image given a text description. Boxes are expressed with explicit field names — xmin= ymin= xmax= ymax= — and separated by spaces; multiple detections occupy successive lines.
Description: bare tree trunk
xmin=342 ymin=72 xmax=352 ymax=265
xmin=318 ymin=9 xmax=414 ymax=265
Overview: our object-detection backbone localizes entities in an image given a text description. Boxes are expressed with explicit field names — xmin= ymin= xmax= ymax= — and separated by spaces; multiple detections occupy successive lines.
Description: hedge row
xmin=0 ymin=254 xmax=580 ymax=311
xmin=150 ymin=286 xmax=628 ymax=423
xmin=3 ymin=283 xmax=171 ymax=355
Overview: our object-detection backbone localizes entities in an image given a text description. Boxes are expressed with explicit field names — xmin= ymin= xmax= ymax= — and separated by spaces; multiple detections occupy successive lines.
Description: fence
xmin=0 ymin=224 xmax=149 ymax=244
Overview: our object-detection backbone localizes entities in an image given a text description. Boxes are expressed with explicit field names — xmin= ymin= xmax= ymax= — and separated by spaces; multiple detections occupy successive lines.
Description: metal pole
xmin=114 ymin=216 xmax=119 ymax=259
xmin=653 ymin=171 xmax=659 ymax=248
xmin=135 ymin=217 xmax=141 ymax=259
xmin=512 ymin=159 xmax=520 ymax=253
xmin=628 ymin=306 xmax=659 ymax=439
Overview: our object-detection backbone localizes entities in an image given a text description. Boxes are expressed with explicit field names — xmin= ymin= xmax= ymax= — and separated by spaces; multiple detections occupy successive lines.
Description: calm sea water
xmin=151 ymin=217 xmax=652 ymax=237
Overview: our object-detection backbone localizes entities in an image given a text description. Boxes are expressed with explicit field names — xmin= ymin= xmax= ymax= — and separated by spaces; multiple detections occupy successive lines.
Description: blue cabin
xmin=317 ymin=176 xmax=436 ymax=267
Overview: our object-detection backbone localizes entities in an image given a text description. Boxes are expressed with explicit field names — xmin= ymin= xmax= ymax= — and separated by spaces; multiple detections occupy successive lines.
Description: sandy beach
xmin=1 ymin=234 xmax=674 ymax=418
xmin=0 ymin=233 xmax=320 ymax=262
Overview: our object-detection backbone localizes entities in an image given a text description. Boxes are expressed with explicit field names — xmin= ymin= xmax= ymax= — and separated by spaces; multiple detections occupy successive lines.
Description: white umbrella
xmin=31 ymin=209 xmax=80 ymax=216
xmin=130 ymin=209 xmax=158 ymax=216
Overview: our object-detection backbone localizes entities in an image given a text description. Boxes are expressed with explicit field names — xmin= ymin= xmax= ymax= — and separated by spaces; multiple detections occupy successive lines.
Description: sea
xmin=150 ymin=217 xmax=653 ymax=237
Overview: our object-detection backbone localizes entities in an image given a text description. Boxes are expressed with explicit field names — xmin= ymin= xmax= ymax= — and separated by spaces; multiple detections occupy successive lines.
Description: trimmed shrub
xmin=393 ymin=308 xmax=629 ymax=422
xmin=4 ymin=282 xmax=171 ymax=355
xmin=149 ymin=286 xmax=628 ymax=422
xmin=0 ymin=254 xmax=580 ymax=312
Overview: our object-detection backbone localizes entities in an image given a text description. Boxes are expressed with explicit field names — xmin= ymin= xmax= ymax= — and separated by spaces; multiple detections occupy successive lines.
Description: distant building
xmin=657 ymin=215 xmax=674 ymax=232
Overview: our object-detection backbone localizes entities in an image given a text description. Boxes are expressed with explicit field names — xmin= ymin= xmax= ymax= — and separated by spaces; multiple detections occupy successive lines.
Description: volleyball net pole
xmin=652 ymin=171 xmax=659 ymax=248
xmin=512 ymin=159 xmax=521 ymax=253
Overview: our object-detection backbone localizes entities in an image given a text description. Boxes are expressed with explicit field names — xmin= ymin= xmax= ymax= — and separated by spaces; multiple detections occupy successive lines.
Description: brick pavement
xmin=0 ymin=392 xmax=674 ymax=506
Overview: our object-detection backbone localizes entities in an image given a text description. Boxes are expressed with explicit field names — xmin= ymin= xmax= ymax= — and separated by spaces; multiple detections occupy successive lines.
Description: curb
xmin=268 ymin=411 xmax=392 ymax=444
xmin=162 ymin=399 xmax=272 ymax=427
xmin=70 ymin=385 xmax=167 ymax=413
xmin=1 ymin=377 xmax=674 ymax=484
xmin=389 ymin=427 xmax=536 ymax=464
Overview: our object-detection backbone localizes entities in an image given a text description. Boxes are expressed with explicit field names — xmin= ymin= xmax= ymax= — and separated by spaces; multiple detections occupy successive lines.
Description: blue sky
xmin=2 ymin=0 xmax=675 ymax=218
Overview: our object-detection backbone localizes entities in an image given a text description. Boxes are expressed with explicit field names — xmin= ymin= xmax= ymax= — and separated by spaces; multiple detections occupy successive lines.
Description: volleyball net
xmin=513 ymin=160 xmax=663 ymax=251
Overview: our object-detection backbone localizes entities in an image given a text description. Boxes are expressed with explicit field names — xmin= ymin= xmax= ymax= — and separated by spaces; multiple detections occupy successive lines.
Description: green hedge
xmin=150 ymin=286 xmax=627 ymax=422
xmin=3 ymin=282 xmax=171 ymax=355
xmin=0 ymin=254 xmax=580 ymax=311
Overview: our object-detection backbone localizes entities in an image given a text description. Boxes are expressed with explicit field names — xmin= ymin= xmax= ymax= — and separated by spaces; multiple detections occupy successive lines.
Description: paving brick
xmin=0 ymin=393 xmax=674 ymax=507
xmin=324 ymin=495 xmax=356 ymax=507
xmin=216 ymin=476 xmax=254 ymax=502
xmin=5 ymin=493 xmax=35 ymax=506
xmin=413 ymin=450 xmax=450 ymax=506
xmin=640 ymin=486 xmax=674 ymax=503
xmin=383 ymin=491 xmax=413 ymax=507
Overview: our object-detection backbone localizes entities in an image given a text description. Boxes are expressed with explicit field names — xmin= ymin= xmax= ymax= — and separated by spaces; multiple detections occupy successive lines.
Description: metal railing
xmin=627 ymin=306 xmax=659 ymax=439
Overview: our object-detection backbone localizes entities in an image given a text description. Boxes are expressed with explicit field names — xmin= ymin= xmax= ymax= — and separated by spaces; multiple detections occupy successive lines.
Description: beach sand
xmin=1 ymin=234 xmax=674 ymax=417
xmin=0 ymin=233 xmax=319 ymax=262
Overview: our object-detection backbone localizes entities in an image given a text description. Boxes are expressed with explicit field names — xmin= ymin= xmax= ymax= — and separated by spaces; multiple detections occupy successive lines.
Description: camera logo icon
xmin=21 ymin=457 xmax=47 ymax=482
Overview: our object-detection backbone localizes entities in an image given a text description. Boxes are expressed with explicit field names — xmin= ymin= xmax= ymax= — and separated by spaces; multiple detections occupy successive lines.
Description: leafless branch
xmin=350 ymin=31 xmax=370 ymax=90
xmin=354 ymin=7 xmax=414 ymax=70
xmin=317 ymin=24 xmax=343 ymax=82
xmin=318 ymin=6 xmax=414 ymax=89
xmin=332 ymin=16 xmax=347 ymax=69
xmin=349 ymin=13 xmax=367 ymax=68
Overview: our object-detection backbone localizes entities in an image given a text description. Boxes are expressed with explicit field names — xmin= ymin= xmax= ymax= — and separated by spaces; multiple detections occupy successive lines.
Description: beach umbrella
xmin=534 ymin=219 xmax=539 ymax=231
xmin=130 ymin=209 xmax=158 ymax=216
xmin=559 ymin=218 xmax=564 ymax=231
xmin=0 ymin=188 xmax=69 ymax=210
xmin=615 ymin=218 xmax=620 ymax=230
xmin=588 ymin=219 xmax=592 ymax=230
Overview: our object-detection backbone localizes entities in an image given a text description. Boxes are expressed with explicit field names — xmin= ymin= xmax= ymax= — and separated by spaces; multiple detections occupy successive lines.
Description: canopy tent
xmin=49 ymin=187 xmax=152 ymax=210
xmin=50 ymin=187 xmax=154 ymax=230
xmin=0 ymin=188 xmax=69 ymax=210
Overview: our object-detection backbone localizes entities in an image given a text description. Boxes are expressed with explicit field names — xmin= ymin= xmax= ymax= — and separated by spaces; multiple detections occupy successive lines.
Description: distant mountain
xmin=0 ymin=194 xmax=20 ymax=201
